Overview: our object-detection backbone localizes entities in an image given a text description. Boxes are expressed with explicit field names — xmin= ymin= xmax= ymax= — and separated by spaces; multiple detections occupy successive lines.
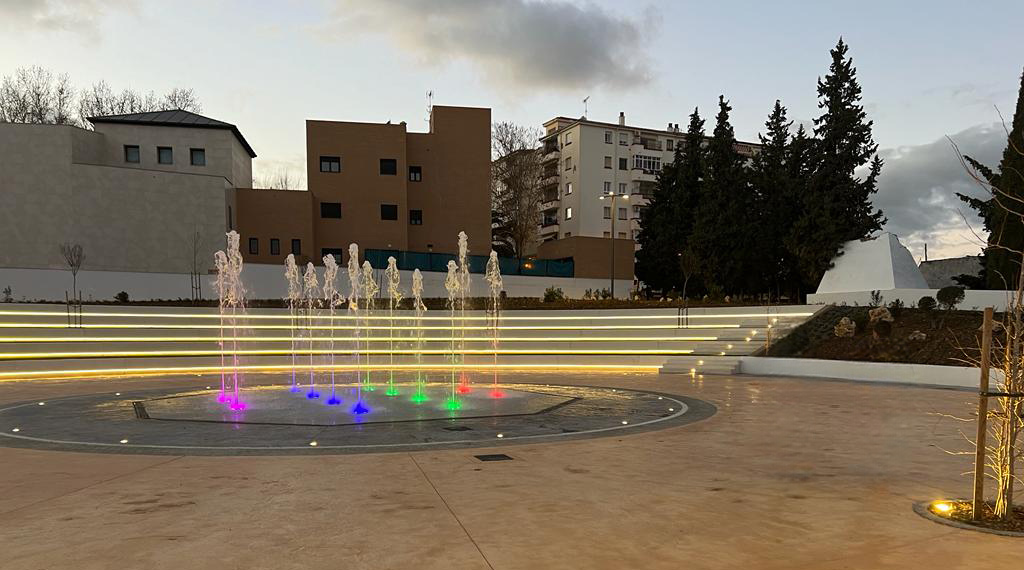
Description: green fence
xmin=364 ymin=249 xmax=573 ymax=278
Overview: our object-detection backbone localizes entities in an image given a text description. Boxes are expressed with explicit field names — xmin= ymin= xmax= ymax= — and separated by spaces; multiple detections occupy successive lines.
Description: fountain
xmin=345 ymin=244 xmax=369 ymax=415
xmin=384 ymin=256 xmax=402 ymax=397
xmin=302 ymin=262 xmax=320 ymax=399
xmin=284 ymin=254 xmax=302 ymax=393
xmin=444 ymin=260 xmax=461 ymax=410
xmin=456 ymin=231 xmax=471 ymax=394
xmin=411 ymin=268 xmax=428 ymax=404
xmin=322 ymin=254 xmax=342 ymax=405
xmin=214 ymin=231 xmax=247 ymax=410
xmin=485 ymin=250 xmax=504 ymax=398
xmin=361 ymin=259 xmax=379 ymax=394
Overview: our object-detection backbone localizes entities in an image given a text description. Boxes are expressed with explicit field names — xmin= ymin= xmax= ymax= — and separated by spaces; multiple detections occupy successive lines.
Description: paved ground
xmin=1 ymin=371 xmax=1020 ymax=569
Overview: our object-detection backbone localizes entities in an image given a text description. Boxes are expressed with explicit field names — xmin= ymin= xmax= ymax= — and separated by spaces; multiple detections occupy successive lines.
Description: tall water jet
xmin=411 ymin=268 xmax=428 ymax=404
xmin=456 ymin=231 xmax=472 ymax=394
xmin=361 ymin=260 xmax=379 ymax=392
xmin=484 ymin=250 xmax=504 ymax=398
xmin=284 ymin=254 xmax=302 ymax=393
xmin=322 ymin=254 xmax=342 ymax=405
xmin=444 ymin=260 xmax=461 ymax=410
xmin=346 ymin=244 xmax=368 ymax=414
xmin=214 ymin=231 xmax=247 ymax=410
xmin=303 ymin=262 xmax=320 ymax=399
xmin=384 ymin=256 xmax=403 ymax=397
xmin=214 ymin=251 xmax=230 ymax=403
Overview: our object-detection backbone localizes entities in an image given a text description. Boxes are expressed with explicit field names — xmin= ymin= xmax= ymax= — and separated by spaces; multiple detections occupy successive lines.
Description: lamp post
xmin=599 ymin=191 xmax=629 ymax=298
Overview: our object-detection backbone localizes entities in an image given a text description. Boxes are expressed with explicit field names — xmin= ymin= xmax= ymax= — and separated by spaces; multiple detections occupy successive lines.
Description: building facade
xmin=537 ymin=112 xmax=759 ymax=246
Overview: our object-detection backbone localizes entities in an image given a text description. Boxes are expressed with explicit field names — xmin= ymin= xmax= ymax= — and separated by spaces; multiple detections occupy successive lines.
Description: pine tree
xmin=957 ymin=69 xmax=1024 ymax=290
xmin=790 ymin=38 xmax=885 ymax=297
xmin=636 ymin=108 xmax=706 ymax=294
xmin=750 ymin=100 xmax=794 ymax=298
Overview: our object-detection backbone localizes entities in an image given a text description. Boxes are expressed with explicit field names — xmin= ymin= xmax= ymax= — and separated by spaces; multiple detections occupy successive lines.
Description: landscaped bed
xmin=767 ymin=305 xmax=993 ymax=366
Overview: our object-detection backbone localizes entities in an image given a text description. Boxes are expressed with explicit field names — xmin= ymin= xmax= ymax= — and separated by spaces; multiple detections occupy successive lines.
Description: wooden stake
xmin=973 ymin=306 xmax=994 ymax=520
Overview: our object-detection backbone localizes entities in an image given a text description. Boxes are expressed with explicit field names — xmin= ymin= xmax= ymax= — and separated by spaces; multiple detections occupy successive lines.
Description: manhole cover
xmin=475 ymin=454 xmax=513 ymax=462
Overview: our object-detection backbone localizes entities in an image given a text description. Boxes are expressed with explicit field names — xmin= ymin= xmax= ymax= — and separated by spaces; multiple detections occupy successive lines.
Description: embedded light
xmin=751 ymin=330 xmax=758 ymax=335
xmin=933 ymin=502 xmax=952 ymax=513
xmin=37 ymin=402 xmax=45 ymax=406
xmin=115 ymin=392 xmax=121 ymax=396
xmin=657 ymin=396 xmax=663 ymax=400
xmin=309 ymin=441 xmax=318 ymax=447
xmin=698 ymin=360 xmax=704 ymax=365
xmin=772 ymin=318 xmax=778 ymax=323
xmin=727 ymin=344 xmax=733 ymax=349
xmin=11 ymin=428 xmax=20 ymax=432
xmin=745 ymin=337 xmax=751 ymax=342
xmin=119 ymin=439 xmax=128 ymax=444
xmin=621 ymin=420 xmax=628 ymax=425
xmin=699 ymin=374 xmax=704 ymax=379
xmin=690 ymin=368 xmax=696 ymax=373
xmin=206 ymin=386 xmax=212 ymax=389
xmin=496 ymin=433 xmax=504 ymax=438
xmin=719 ymin=352 xmax=725 ymax=356
xmin=669 ymin=408 xmax=675 ymax=412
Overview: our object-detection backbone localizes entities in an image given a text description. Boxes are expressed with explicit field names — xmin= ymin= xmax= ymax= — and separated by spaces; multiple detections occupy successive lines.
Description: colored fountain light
xmin=303 ymin=261 xmax=321 ymax=400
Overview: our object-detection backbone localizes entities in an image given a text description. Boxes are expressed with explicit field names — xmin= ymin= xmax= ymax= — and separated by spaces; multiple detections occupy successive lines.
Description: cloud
xmin=0 ymin=0 xmax=134 ymax=38
xmin=323 ymin=0 xmax=653 ymax=91
xmin=872 ymin=123 xmax=1006 ymax=260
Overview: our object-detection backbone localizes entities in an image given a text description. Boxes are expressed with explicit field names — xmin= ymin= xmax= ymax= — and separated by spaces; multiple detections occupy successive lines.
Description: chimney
xmin=618 ymin=112 xmax=625 ymax=126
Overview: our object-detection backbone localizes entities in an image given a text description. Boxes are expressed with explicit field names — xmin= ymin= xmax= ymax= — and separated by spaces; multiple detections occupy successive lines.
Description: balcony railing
xmin=541 ymin=217 xmax=559 ymax=228
xmin=632 ymin=137 xmax=663 ymax=151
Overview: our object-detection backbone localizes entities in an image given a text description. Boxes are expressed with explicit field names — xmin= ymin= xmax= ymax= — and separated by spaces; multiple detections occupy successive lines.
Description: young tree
xmin=59 ymin=242 xmax=85 ymax=296
xmin=789 ymin=38 xmax=885 ymax=298
xmin=491 ymin=121 xmax=542 ymax=261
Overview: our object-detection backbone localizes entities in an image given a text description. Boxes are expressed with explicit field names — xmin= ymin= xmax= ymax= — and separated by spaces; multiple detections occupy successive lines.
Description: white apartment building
xmin=537 ymin=112 xmax=758 ymax=248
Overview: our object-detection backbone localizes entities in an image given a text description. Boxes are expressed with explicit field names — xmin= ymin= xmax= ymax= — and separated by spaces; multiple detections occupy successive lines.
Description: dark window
xmin=228 ymin=206 xmax=233 ymax=230
xmin=379 ymin=158 xmax=397 ymax=175
xmin=618 ymin=157 xmax=628 ymax=170
xmin=124 ymin=145 xmax=140 ymax=163
xmin=291 ymin=239 xmax=301 ymax=255
xmin=248 ymin=238 xmax=258 ymax=255
xmin=321 ymin=248 xmax=343 ymax=263
xmin=320 ymin=156 xmax=341 ymax=173
xmin=190 ymin=148 xmax=206 ymax=166
xmin=409 ymin=209 xmax=423 ymax=225
xmin=380 ymin=204 xmax=398 ymax=220
xmin=157 ymin=146 xmax=173 ymax=164
xmin=409 ymin=165 xmax=422 ymax=182
xmin=270 ymin=238 xmax=280 ymax=255
xmin=320 ymin=202 xmax=342 ymax=218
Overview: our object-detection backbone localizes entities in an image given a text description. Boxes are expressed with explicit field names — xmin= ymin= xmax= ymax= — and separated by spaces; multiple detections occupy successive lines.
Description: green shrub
xmin=542 ymin=286 xmax=565 ymax=303
xmin=888 ymin=298 xmax=904 ymax=319
xmin=869 ymin=290 xmax=884 ymax=307
xmin=114 ymin=291 xmax=130 ymax=303
xmin=936 ymin=286 xmax=965 ymax=310
xmin=917 ymin=296 xmax=937 ymax=311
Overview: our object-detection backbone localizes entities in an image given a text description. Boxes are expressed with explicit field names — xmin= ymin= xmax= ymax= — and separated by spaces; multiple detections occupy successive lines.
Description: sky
xmin=1 ymin=0 xmax=1020 ymax=261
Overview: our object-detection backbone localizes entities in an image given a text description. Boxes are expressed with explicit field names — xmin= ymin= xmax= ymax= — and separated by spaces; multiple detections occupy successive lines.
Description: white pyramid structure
xmin=815 ymin=233 xmax=928 ymax=294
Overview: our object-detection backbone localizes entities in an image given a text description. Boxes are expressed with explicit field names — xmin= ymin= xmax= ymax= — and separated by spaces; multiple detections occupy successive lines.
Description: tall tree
xmin=490 ymin=121 xmax=542 ymax=261
xmin=750 ymin=100 xmax=794 ymax=297
xmin=636 ymin=107 xmax=706 ymax=294
xmin=957 ymin=68 xmax=1024 ymax=290
xmin=789 ymin=38 xmax=885 ymax=298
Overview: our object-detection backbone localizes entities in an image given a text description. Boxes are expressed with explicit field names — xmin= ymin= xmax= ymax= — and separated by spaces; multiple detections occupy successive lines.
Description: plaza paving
xmin=0 ymin=371 xmax=1020 ymax=569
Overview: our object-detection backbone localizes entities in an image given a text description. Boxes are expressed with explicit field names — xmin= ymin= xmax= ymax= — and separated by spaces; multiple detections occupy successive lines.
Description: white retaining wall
xmin=0 ymin=265 xmax=633 ymax=303
xmin=808 ymin=288 xmax=1014 ymax=311
xmin=738 ymin=356 xmax=989 ymax=389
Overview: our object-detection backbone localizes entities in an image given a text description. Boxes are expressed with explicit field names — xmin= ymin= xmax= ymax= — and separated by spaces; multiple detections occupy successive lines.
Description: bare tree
xmin=0 ymin=66 xmax=75 ymax=124
xmin=253 ymin=168 xmax=304 ymax=190
xmin=189 ymin=230 xmax=203 ymax=303
xmin=59 ymin=242 xmax=85 ymax=296
xmin=491 ymin=121 xmax=542 ymax=260
xmin=76 ymin=80 xmax=201 ymax=125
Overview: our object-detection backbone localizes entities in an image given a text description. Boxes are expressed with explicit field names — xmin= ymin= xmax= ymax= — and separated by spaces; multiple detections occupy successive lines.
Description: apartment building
xmin=537 ymin=112 xmax=759 ymax=246
xmin=0 ymin=110 xmax=253 ymax=274
xmin=237 ymin=105 xmax=491 ymax=266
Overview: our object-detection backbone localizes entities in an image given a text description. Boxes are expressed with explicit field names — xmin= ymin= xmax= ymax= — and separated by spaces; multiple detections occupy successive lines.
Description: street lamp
xmin=599 ymin=191 xmax=629 ymax=298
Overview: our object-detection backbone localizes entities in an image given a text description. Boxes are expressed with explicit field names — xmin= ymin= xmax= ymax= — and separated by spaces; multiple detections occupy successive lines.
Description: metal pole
xmin=610 ymin=194 xmax=615 ymax=299
xmin=973 ymin=306 xmax=994 ymax=520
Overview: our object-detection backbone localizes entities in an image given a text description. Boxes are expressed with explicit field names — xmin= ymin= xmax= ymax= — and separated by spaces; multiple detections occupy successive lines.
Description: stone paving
xmin=0 ymin=371 xmax=1021 ymax=569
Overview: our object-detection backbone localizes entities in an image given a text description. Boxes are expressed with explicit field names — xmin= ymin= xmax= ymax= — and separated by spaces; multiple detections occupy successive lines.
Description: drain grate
xmin=132 ymin=401 xmax=150 ymax=419
xmin=474 ymin=454 xmax=513 ymax=462
xmin=443 ymin=425 xmax=472 ymax=432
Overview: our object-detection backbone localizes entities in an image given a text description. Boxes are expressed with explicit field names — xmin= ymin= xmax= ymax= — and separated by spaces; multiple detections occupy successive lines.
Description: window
xmin=380 ymin=158 xmax=397 ymax=175
xmin=190 ymin=148 xmax=206 ymax=166
xmin=564 ymin=232 xmax=572 ymax=237
xmin=666 ymin=139 xmax=674 ymax=151
xmin=228 ymin=206 xmax=233 ymax=230
xmin=409 ymin=209 xmax=423 ymax=225
xmin=322 ymin=248 xmax=343 ymax=263
xmin=248 ymin=238 xmax=258 ymax=255
xmin=633 ymin=154 xmax=662 ymax=173
xmin=618 ymin=157 xmax=628 ymax=170
xmin=564 ymin=157 xmax=572 ymax=171
xmin=603 ymin=231 xmax=611 ymax=238
xmin=618 ymin=183 xmax=627 ymax=194
xmin=291 ymin=239 xmax=301 ymax=255
xmin=604 ymin=131 xmax=612 ymax=144
xmin=320 ymin=202 xmax=342 ymax=218
xmin=320 ymin=156 xmax=341 ymax=173
xmin=618 ymin=231 xmax=627 ymax=239
xmin=603 ymin=181 xmax=611 ymax=193
xmin=157 ymin=146 xmax=173 ymax=164
xmin=565 ymin=207 xmax=573 ymax=220
xmin=604 ymin=156 xmax=612 ymax=169
xmin=380 ymin=203 xmax=398 ymax=220
xmin=603 ymin=206 xmax=611 ymax=219
xmin=270 ymin=238 xmax=280 ymax=255
xmin=564 ymin=132 xmax=572 ymax=145
xmin=409 ymin=165 xmax=422 ymax=182
xmin=618 ymin=207 xmax=627 ymax=220
xmin=124 ymin=145 xmax=140 ymax=163
xmin=619 ymin=132 xmax=628 ymax=146
xmin=565 ymin=182 xmax=573 ymax=195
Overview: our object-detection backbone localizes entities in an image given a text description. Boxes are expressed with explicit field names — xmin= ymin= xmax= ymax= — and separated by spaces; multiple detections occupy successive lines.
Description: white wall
xmin=739 ymin=356 xmax=992 ymax=389
xmin=808 ymin=288 xmax=1014 ymax=311
xmin=0 ymin=264 xmax=632 ymax=302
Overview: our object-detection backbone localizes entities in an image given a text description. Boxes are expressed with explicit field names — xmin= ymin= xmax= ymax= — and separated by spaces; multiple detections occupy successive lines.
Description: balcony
xmin=631 ymin=180 xmax=656 ymax=199
xmin=631 ymin=136 xmax=663 ymax=151
xmin=630 ymin=167 xmax=658 ymax=182
xmin=540 ymin=216 xmax=559 ymax=229
xmin=540 ymin=189 xmax=560 ymax=210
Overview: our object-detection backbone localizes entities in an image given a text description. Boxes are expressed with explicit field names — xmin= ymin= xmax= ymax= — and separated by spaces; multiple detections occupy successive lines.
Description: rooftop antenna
xmin=426 ymin=90 xmax=434 ymax=127
xmin=582 ymin=96 xmax=590 ymax=119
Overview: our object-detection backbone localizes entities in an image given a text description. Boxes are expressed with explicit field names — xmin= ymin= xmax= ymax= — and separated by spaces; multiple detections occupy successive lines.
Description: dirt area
xmin=769 ymin=306 xmax=991 ymax=367
xmin=930 ymin=501 xmax=1024 ymax=534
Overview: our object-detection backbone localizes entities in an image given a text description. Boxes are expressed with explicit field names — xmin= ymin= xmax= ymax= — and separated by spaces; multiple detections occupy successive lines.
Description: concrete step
xmin=659 ymin=355 xmax=742 ymax=375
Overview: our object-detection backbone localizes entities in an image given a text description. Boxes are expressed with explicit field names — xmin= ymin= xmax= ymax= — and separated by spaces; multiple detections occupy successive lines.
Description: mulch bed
xmin=929 ymin=500 xmax=1024 ymax=534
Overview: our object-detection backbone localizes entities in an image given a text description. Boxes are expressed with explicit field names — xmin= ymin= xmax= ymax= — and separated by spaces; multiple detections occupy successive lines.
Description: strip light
xmin=0 ymin=348 xmax=696 ymax=360
xmin=0 ymin=323 xmax=741 ymax=331
xmin=0 ymin=310 xmax=812 ymax=321
xmin=0 ymin=335 xmax=719 ymax=343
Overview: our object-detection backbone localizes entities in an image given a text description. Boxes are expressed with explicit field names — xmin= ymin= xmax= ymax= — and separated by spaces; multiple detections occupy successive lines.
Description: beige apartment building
xmin=0 ymin=110 xmax=253 ymax=275
xmin=537 ymin=112 xmax=759 ymax=247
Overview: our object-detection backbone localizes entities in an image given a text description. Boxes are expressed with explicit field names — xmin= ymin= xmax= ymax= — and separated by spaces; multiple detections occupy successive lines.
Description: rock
xmin=908 ymin=330 xmax=926 ymax=341
xmin=834 ymin=317 xmax=856 ymax=338
xmin=868 ymin=307 xmax=894 ymax=324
